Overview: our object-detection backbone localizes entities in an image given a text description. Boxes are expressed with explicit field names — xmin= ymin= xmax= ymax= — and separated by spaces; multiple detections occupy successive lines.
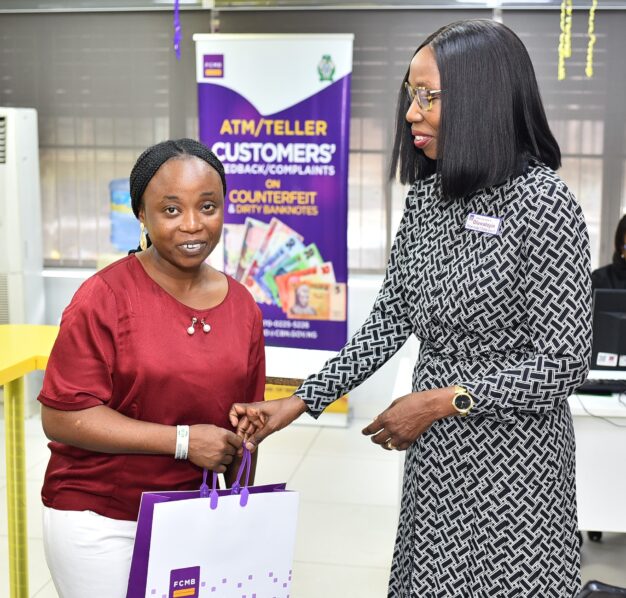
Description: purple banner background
xmin=198 ymin=75 xmax=351 ymax=350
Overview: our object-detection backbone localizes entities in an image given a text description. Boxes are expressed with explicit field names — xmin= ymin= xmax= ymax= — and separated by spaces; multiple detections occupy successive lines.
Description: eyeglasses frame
xmin=404 ymin=82 xmax=443 ymax=112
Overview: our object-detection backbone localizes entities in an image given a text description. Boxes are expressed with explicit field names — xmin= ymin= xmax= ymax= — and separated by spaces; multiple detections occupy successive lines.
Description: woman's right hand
xmin=229 ymin=395 xmax=308 ymax=451
xmin=187 ymin=424 xmax=243 ymax=473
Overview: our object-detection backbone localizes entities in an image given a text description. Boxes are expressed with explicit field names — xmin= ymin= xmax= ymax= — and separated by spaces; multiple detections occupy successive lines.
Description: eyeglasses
xmin=404 ymin=82 xmax=443 ymax=112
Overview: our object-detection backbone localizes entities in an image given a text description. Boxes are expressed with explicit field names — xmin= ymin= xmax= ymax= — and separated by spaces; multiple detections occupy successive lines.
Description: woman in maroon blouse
xmin=38 ymin=139 xmax=265 ymax=598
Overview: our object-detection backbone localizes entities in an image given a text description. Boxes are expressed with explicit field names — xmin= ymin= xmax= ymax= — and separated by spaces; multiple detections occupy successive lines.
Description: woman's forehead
xmin=408 ymin=46 xmax=440 ymax=87
xmin=147 ymin=156 xmax=221 ymax=189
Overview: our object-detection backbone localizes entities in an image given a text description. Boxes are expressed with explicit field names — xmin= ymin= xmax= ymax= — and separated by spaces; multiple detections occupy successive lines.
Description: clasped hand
xmin=187 ymin=424 xmax=243 ymax=473
xmin=229 ymin=395 xmax=308 ymax=451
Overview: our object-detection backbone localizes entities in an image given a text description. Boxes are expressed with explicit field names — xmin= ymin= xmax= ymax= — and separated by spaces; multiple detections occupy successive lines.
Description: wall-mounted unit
xmin=0 ymin=107 xmax=44 ymax=325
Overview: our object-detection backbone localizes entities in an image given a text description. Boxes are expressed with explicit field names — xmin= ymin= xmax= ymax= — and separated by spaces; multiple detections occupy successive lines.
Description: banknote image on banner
xmin=194 ymin=34 xmax=353 ymax=351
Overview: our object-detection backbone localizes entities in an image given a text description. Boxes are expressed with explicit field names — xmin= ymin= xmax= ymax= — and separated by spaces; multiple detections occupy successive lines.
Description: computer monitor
xmin=591 ymin=289 xmax=626 ymax=371
xmin=577 ymin=580 xmax=626 ymax=597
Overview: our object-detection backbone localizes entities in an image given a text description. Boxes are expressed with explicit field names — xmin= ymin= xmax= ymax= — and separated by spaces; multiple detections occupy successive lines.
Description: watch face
xmin=454 ymin=393 xmax=472 ymax=411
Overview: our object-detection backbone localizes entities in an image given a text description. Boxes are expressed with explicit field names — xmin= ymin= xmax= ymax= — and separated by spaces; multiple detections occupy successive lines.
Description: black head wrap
xmin=129 ymin=138 xmax=226 ymax=218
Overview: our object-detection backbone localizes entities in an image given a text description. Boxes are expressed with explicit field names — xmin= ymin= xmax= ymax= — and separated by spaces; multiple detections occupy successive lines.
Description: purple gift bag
xmin=126 ymin=449 xmax=298 ymax=598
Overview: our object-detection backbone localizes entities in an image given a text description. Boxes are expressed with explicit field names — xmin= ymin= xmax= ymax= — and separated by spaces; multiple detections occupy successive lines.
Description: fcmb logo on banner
xmin=203 ymin=54 xmax=224 ymax=78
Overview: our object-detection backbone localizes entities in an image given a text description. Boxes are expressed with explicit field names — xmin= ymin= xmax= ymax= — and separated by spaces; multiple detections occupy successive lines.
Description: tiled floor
xmin=1 ymin=415 xmax=625 ymax=597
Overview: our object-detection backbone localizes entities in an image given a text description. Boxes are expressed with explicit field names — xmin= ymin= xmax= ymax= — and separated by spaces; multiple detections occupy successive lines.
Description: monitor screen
xmin=577 ymin=580 xmax=626 ymax=597
xmin=591 ymin=289 xmax=626 ymax=371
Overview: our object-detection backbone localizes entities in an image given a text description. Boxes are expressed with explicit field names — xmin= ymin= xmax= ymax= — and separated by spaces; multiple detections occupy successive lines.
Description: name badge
xmin=465 ymin=213 xmax=502 ymax=236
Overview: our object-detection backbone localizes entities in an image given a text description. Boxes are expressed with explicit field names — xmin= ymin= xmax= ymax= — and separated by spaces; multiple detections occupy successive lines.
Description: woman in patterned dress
xmin=231 ymin=19 xmax=592 ymax=598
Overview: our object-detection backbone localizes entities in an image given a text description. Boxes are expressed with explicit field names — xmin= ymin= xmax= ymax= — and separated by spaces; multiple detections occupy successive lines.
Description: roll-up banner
xmin=193 ymin=34 xmax=353 ymax=356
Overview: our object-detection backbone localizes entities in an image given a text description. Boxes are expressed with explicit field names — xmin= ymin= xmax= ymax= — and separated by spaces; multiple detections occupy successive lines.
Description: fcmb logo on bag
xmin=204 ymin=55 xmax=224 ymax=78
xmin=160 ymin=565 xmax=292 ymax=597
xmin=169 ymin=566 xmax=200 ymax=598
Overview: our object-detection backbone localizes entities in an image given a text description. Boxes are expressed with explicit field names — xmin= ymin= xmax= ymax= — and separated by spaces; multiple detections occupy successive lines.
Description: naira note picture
xmin=285 ymin=281 xmax=346 ymax=321
xmin=222 ymin=215 xmax=345 ymax=322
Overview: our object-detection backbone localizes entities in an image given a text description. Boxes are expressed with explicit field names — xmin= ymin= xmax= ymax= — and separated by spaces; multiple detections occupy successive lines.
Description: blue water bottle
xmin=109 ymin=178 xmax=140 ymax=252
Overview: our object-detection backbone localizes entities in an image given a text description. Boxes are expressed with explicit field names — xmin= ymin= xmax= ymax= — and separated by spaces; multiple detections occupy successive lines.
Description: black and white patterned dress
xmin=297 ymin=161 xmax=592 ymax=598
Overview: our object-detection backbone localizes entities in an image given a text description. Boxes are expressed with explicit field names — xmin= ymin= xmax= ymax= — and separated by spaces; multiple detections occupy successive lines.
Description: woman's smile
xmin=177 ymin=240 xmax=208 ymax=256
xmin=412 ymin=131 xmax=434 ymax=149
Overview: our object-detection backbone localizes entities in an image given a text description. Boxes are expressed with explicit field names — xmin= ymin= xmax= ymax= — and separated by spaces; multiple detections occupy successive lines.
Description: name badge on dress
xmin=465 ymin=213 xmax=502 ymax=236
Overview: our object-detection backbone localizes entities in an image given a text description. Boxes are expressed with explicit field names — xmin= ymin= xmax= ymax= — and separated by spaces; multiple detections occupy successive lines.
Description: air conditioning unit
xmin=0 ymin=107 xmax=44 ymax=325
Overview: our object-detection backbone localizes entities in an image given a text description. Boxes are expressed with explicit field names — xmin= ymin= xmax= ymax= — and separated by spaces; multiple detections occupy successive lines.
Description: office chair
xmin=577 ymin=581 xmax=626 ymax=597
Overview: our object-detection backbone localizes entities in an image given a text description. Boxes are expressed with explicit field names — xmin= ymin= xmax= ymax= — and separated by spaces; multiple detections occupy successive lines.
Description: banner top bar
xmin=193 ymin=33 xmax=355 ymax=41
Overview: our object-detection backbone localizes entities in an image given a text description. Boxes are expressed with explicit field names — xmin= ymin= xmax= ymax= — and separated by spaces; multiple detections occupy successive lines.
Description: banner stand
xmin=194 ymin=34 xmax=353 ymax=427
xmin=266 ymin=346 xmax=349 ymax=427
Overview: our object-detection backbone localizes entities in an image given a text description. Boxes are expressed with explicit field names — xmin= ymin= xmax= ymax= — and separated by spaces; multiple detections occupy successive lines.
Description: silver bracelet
xmin=175 ymin=425 xmax=190 ymax=460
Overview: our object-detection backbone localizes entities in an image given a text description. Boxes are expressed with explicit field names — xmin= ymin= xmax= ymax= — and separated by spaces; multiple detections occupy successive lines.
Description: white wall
xmin=43 ymin=269 xmax=95 ymax=325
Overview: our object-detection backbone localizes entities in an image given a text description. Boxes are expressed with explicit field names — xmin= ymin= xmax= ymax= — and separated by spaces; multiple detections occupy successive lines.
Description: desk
xmin=265 ymin=346 xmax=349 ymax=426
xmin=568 ymin=393 xmax=626 ymax=533
xmin=0 ymin=325 xmax=59 ymax=598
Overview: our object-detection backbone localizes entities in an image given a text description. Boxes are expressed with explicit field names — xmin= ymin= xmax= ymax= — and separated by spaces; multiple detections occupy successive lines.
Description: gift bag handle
xmin=200 ymin=447 xmax=252 ymax=509
xmin=230 ymin=447 xmax=252 ymax=495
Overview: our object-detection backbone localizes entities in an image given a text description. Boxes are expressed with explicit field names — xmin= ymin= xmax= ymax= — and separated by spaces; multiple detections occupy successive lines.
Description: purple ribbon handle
xmin=201 ymin=448 xmax=253 ymax=510
xmin=199 ymin=468 xmax=210 ymax=498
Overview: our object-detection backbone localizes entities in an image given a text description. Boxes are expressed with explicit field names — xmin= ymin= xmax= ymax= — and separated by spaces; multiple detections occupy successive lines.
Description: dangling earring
xmin=187 ymin=317 xmax=198 ymax=336
xmin=139 ymin=222 xmax=148 ymax=252
xmin=201 ymin=319 xmax=211 ymax=333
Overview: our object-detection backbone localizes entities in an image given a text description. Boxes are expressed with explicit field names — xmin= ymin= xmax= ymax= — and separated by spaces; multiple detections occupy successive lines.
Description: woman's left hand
xmin=362 ymin=387 xmax=456 ymax=451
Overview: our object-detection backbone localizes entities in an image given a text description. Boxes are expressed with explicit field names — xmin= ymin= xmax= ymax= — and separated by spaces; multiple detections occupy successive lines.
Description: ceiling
xmin=1 ymin=0 xmax=625 ymax=12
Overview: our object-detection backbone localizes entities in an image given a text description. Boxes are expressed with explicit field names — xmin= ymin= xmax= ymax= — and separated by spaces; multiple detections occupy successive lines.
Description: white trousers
xmin=42 ymin=506 xmax=137 ymax=598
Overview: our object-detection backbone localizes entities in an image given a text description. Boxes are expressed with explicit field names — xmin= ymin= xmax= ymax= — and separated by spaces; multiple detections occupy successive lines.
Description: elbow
xmin=580 ymin=344 xmax=592 ymax=381
xmin=40 ymin=406 xmax=57 ymax=442
xmin=581 ymin=356 xmax=591 ymax=383
xmin=40 ymin=405 xmax=68 ymax=443
xmin=570 ymin=352 xmax=591 ymax=389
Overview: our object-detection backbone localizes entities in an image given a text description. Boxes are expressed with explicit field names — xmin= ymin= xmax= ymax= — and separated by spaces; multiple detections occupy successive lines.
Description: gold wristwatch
xmin=452 ymin=385 xmax=474 ymax=416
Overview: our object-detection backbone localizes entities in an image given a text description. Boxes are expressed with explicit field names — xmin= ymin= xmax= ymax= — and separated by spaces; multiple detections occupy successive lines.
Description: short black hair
xmin=390 ymin=19 xmax=561 ymax=200
xmin=129 ymin=138 xmax=226 ymax=218
xmin=614 ymin=214 xmax=626 ymax=258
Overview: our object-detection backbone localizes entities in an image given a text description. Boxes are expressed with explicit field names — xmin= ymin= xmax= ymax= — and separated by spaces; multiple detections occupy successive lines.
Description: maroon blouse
xmin=39 ymin=255 xmax=265 ymax=521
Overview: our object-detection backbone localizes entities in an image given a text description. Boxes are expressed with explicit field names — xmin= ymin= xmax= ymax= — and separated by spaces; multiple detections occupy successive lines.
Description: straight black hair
xmin=390 ymin=19 xmax=561 ymax=200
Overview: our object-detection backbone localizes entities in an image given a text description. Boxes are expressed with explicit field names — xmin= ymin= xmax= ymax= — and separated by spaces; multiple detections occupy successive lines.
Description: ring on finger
xmin=384 ymin=439 xmax=396 ymax=450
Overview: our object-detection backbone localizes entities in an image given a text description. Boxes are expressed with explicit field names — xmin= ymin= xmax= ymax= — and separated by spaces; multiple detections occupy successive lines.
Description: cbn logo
xmin=317 ymin=54 xmax=335 ymax=82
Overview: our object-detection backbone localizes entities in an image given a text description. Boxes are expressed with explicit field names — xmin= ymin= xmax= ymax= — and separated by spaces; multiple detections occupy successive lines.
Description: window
xmin=2 ymin=8 xmax=624 ymax=270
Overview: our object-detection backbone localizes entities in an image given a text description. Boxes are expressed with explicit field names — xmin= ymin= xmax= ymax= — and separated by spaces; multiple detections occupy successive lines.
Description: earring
xmin=139 ymin=223 xmax=148 ymax=251
xmin=201 ymin=319 xmax=211 ymax=333
xmin=187 ymin=317 xmax=197 ymax=336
